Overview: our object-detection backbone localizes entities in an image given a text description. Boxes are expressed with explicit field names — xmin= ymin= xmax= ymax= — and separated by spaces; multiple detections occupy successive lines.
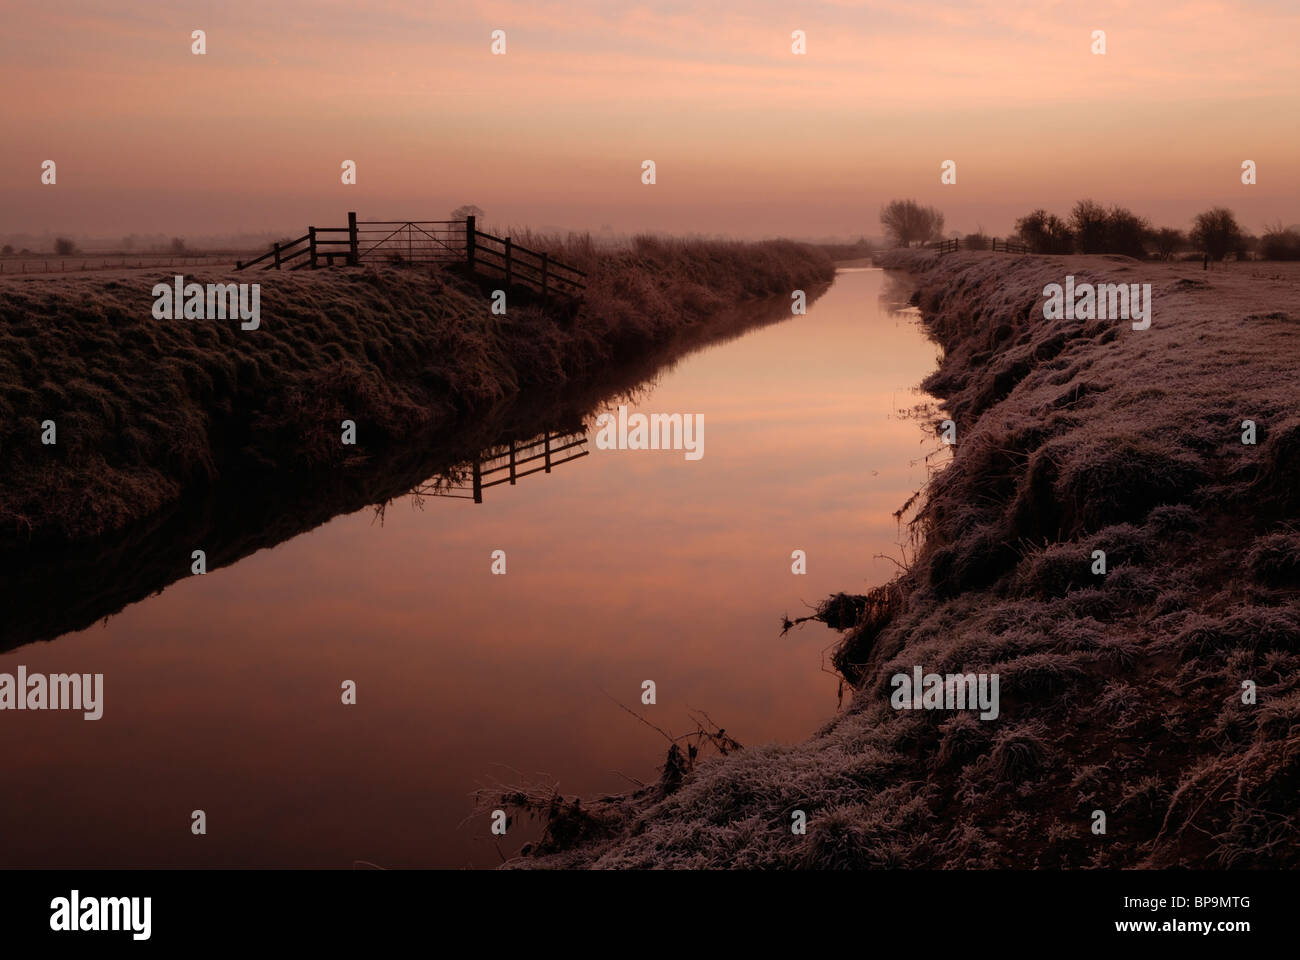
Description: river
xmin=0 ymin=267 xmax=942 ymax=867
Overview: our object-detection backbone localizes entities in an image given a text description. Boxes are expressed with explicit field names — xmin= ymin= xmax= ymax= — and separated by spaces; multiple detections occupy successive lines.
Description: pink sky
xmin=2 ymin=0 xmax=1297 ymax=240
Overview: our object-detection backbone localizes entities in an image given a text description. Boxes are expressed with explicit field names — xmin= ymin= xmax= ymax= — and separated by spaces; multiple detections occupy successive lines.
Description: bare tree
xmin=451 ymin=204 xmax=485 ymax=221
xmin=54 ymin=237 xmax=77 ymax=255
xmin=1103 ymin=205 xmax=1151 ymax=259
xmin=880 ymin=199 xmax=945 ymax=247
xmin=1015 ymin=209 xmax=1073 ymax=254
xmin=1154 ymin=228 xmax=1185 ymax=261
xmin=1190 ymin=207 xmax=1242 ymax=262
xmin=1069 ymin=199 xmax=1109 ymax=253
xmin=1259 ymin=221 xmax=1300 ymax=261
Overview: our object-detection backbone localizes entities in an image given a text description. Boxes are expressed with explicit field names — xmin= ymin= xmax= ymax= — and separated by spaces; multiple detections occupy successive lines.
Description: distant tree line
xmin=878 ymin=197 xmax=1300 ymax=262
xmin=0 ymin=235 xmax=195 ymax=256
xmin=1014 ymin=200 xmax=1300 ymax=262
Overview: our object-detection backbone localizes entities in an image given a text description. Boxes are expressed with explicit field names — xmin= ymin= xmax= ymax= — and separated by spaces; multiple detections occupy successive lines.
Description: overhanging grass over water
xmin=0 ymin=267 xmax=938 ymax=868
xmin=0 ymin=238 xmax=833 ymax=545
xmin=0 ymin=284 xmax=814 ymax=653
xmin=513 ymin=251 xmax=1300 ymax=869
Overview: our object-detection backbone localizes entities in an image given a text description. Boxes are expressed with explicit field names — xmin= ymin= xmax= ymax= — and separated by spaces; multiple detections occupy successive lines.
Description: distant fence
xmin=236 ymin=212 xmax=585 ymax=300
xmin=925 ymin=237 xmax=1029 ymax=256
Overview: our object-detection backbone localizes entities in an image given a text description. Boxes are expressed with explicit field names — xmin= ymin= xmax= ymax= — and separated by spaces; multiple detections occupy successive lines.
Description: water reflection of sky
xmin=0 ymin=268 xmax=943 ymax=868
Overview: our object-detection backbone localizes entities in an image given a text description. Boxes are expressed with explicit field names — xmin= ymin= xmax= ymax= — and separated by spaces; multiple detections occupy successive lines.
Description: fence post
xmin=273 ymin=243 xmax=282 ymax=269
xmin=308 ymin=227 xmax=317 ymax=269
xmin=472 ymin=460 xmax=482 ymax=504
xmin=544 ymin=432 xmax=552 ymax=472
xmin=466 ymin=215 xmax=476 ymax=272
xmin=508 ymin=440 xmax=517 ymax=484
xmin=348 ymin=211 xmax=359 ymax=266
xmin=541 ymin=253 xmax=549 ymax=302
xmin=504 ymin=238 xmax=512 ymax=286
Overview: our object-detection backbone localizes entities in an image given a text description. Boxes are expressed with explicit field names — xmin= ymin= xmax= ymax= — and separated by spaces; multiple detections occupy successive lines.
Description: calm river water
xmin=0 ymin=267 xmax=941 ymax=867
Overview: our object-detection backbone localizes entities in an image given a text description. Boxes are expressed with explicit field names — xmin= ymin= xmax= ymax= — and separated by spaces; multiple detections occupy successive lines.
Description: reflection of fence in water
xmin=411 ymin=430 xmax=589 ymax=504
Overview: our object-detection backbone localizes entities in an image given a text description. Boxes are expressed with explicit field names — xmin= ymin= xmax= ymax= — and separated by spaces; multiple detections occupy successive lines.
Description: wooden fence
xmin=925 ymin=237 xmax=1030 ymax=255
xmin=236 ymin=213 xmax=585 ymax=300
xmin=470 ymin=227 xmax=586 ymax=299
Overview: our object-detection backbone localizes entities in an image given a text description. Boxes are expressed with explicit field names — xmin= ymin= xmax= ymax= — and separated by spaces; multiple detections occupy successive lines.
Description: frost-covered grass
xmin=0 ymin=239 xmax=833 ymax=544
xmin=510 ymin=253 xmax=1300 ymax=869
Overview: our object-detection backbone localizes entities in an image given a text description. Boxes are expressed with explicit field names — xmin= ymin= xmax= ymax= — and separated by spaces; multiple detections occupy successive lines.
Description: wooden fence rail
xmin=236 ymin=212 xmax=585 ymax=300
xmin=471 ymin=227 xmax=585 ymax=298
xmin=921 ymin=237 xmax=1029 ymax=256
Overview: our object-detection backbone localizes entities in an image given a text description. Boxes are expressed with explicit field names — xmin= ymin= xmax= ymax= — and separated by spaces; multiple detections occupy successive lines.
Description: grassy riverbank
xmin=0 ymin=237 xmax=832 ymax=545
xmin=514 ymin=250 xmax=1300 ymax=869
xmin=0 ymin=285 xmax=807 ymax=652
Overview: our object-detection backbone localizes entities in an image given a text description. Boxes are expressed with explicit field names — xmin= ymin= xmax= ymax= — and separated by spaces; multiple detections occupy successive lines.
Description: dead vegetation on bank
xmin=509 ymin=251 xmax=1300 ymax=869
xmin=477 ymin=708 xmax=746 ymax=861
xmin=0 ymin=238 xmax=833 ymax=545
